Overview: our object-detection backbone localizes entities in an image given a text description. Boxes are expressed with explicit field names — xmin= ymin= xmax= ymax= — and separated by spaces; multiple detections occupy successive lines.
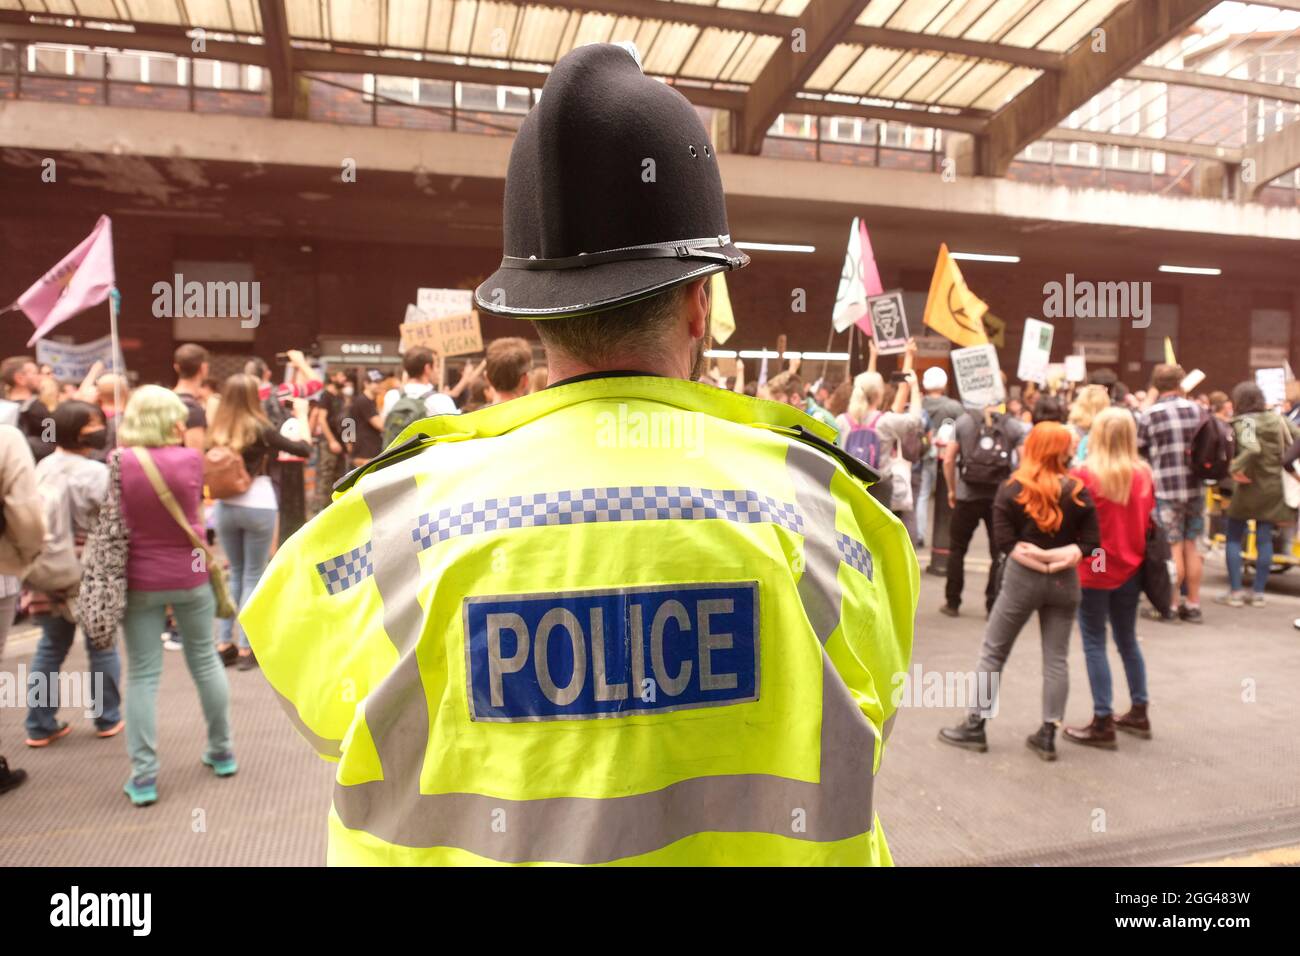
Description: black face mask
xmin=80 ymin=429 xmax=108 ymax=450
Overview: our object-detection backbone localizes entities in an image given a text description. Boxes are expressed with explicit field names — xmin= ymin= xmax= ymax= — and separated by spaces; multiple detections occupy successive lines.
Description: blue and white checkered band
xmin=316 ymin=542 xmax=374 ymax=595
xmin=411 ymin=486 xmax=805 ymax=550
xmin=836 ymin=533 xmax=874 ymax=580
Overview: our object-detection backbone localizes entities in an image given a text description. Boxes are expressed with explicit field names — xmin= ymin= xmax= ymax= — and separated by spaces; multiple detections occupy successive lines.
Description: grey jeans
xmin=969 ymin=559 xmax=1080 ymax=724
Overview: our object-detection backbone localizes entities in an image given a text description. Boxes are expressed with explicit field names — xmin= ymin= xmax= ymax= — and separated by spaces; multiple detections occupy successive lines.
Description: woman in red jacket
xmin=1064 ymin=407 xmax=1154 ymax=748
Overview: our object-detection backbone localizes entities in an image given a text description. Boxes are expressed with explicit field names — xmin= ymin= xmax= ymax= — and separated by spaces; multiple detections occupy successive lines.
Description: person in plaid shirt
xmin=1137 ymin=364 xmax=1207 ymax=623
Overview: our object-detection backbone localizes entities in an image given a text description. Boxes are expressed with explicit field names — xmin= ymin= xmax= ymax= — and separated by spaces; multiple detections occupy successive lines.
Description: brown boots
xmin=1115 ymin=703 xmax=1152 ymax=738
xmin=1063 ymin=714 xmax=1117 ymax=749
xmin=1065 ymin=705 xmax=1152 ymax=749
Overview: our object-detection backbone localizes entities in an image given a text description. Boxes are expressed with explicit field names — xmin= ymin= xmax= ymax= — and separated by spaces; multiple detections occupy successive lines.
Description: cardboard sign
xmin=35 ymin=335 xmax=125 ymax=382
xmin=416 ymin=288 xmax=473 ymax=318
xmin=1065 ymin=353 xmax=1087 ymax=383
xmin=1255 ymin=367 xmax=1288 ymax=408
xmin=1016 ymin=318 xmax=1054 ymax=385
xmin=400 ymin=308 xmax=483 ymax=357
xmin=951 ymin=344 xmax=1005 ymax=408
xmin=866 ymin=290 xmax=909 ymax=355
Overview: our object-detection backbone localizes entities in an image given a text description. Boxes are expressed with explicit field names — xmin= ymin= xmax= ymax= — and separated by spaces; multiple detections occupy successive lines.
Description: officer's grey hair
xmin=532 ymin=284 xmax=687 ymax=370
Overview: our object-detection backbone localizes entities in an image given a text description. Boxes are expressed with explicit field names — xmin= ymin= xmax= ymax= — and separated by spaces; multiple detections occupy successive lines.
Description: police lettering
xmin=467 ymin=583 xmax=758 ymax=721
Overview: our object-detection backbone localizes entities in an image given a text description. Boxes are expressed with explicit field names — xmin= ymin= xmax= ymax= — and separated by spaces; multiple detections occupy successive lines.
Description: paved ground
xmin=2 ymin=539 xmax=1298 ymax=866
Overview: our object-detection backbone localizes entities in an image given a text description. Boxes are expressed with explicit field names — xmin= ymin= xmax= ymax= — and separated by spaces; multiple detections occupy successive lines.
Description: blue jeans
xmin=214 ymin=502 xmax=278 ymax=649
xmin=25 ymin=613 xmax=122 ymax=738
xmin=916 ymin=458 xmax=937 ymax=545
xmin=124 ymin=585 xmax=231 ymax=779
xmin=1226 ymin=518 xmax=1273 ymax=593
xmin=1078 ymin=573 xmax=1148 ymax=718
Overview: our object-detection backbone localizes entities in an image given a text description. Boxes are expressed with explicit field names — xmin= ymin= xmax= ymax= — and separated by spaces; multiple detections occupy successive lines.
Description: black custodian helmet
xmin=475 ymin=42 xmax=749 ymax=320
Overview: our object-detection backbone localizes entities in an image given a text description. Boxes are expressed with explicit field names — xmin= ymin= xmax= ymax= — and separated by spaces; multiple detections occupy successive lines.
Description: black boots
xmin=0 ymin=755 xmax=28 ymax=795
xmin=938 ymin=715 xmax=988 ymax=752
xmin=1026 ymin=722 xmax=1057 ymax=761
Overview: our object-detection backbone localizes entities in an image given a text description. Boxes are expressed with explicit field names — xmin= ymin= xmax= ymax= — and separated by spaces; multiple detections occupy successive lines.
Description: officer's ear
xmin=684 ymin=277 xmax=710 ymax=342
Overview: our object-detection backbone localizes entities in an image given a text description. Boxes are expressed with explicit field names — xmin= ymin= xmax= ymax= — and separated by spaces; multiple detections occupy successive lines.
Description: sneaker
xmin=0 ymin=756 xmax=28 ymax=795
xmin=938 ymin=604 xmax=960 ymax=618
xmin=162 ymin=631 xmax=182 ymax=651
xmin=95 ymin=720 xmax=125 ymax=739
xmin=1248 ymin=593 xmax=1267 ymax=608
xmin=236 ymin=651 xmax=258 ymax=672
xmin=1214 ymin=592 xmax=1243 ymax=608
xmin=1179 ymin=605 xmax=1204 ymax=623
xmin=201 ymin=751 xmax=238 ymax=777
xmin=123 ymin=776 xmax=158 ymax=806
xmin=25 ymin=723 xmax=72 ymax=748
xmin=1141 ymin=606 xmax=1178 ymax=623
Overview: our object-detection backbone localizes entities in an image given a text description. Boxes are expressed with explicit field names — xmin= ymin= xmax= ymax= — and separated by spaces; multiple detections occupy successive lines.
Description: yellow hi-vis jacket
xmin=240 ymin=374 xmax=918 ymax=866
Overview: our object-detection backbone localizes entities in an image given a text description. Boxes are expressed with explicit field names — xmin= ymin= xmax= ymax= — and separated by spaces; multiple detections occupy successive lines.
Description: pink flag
xmin=854 ymin=219 xmax=884 ymax=337
xmin=17 ymin=215 xmax=115 ymax=346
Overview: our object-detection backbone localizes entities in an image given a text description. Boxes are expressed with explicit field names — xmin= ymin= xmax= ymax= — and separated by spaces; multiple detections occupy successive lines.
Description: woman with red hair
xmin=939 ymin=421 xmax=1100 ymax=761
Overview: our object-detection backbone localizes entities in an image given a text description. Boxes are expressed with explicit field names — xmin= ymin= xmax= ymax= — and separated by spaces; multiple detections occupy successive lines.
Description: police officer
xmin=241 ymin=42 xmax=918 ymax=866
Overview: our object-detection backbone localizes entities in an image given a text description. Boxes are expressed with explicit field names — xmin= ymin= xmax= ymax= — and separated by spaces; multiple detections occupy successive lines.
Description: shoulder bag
xmin=131 ymin=447 xmax=237 ymax=619
xmin=79 ymin=449 xmax=129 ymax=650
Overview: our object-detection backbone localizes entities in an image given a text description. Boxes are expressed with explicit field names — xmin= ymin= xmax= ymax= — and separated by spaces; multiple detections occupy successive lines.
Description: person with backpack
xmin=23 ymin=401 xmax=121 ymax=747
xmin=919 ymin=366 xmax=963 ymax=549
xmin=839 ymin=371 xmax=890 ymax=509
xmin=1216 ymin=381 xmax=1299 ymax=608
xmin=117 ymin=386 xmax=234 ymax=805
xmin=380 ymin=347 xmax=461 ymax=450
xmin=875 ymin=372 xmax=927 ymax=544
xmin=1063 ymin=408 xmax=1156 ymax=749
xmin=940 ymin=405 xmax=1029 ymax=617
xmin=208 ymin=374 xmax=313 ymax=670
xmin=1137 ymin=364 xmax=1208 ymax=623
xmin=939 ymin=422 xmax=1099 ymax=761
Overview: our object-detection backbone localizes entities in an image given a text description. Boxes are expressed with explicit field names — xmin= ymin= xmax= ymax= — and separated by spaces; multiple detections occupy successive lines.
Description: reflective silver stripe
xmin=271 ymin=685 xmax=342 ymax=759
xmin=785 ymin=442 xmax=845 ymax=646
xmin=882 ymin=712 xmax=897 ymax=743
xmin=333 ymin=654 xmax=874 ymax=864
xmin=331 ymin=466 xmax=877 ymax=864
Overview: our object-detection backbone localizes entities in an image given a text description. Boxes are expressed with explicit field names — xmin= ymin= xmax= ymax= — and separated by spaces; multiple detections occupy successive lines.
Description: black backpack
xmin=1187 ymin=416 xmax=1233 ymax=483
xmin=959 ymin=417 xmax=1013 ymax=488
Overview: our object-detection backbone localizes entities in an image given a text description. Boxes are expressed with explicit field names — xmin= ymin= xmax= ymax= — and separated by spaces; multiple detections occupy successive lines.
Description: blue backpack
xmin=844 ymin=412 xmax=884 ymax=472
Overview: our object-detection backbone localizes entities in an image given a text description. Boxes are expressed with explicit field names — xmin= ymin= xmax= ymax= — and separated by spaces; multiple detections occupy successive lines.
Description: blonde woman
xmin=1068 ymin=383 xmax=1110 ymax=466
xmin=118 ymin=386 xmax=233 ymax=805
xmin=209 ymin=374 xmax=312 ymax=670
xmin=1064 ymin=407 xmax=1155 ymax=749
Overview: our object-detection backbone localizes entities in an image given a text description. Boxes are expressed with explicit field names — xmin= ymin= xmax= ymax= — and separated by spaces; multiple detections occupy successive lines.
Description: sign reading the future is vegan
xmin=400 ymin=307 xmax=483 ymax=356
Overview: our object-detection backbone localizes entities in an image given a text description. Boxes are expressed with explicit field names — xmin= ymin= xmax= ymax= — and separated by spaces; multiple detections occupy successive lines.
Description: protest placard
xmin=400 ymin=308 xmax=483 ymax=357
xmin=1256 ymin=367 xmax=1288 ymax=408
xmin=1016 ymin=318 xmax=1053 ymax=385
xmin=416 ymin=288 xmax=473 ymax=318
xmin=1065 ymin=353 xmax=1087 ymax=383
xmin=864 ymin=290 xmax=909 ymax=355
xmin=951 ymin=343 xmax=1005 ymax=408
xmin=36 ymin=335 xmax=125 ymax=382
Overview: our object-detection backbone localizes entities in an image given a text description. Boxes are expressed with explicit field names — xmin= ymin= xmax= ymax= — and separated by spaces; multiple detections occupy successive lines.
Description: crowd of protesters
xmin=2 ymin=334 xmax=1297 ymax=796
xmin=0 ymin=336 xmax=542 ymax=800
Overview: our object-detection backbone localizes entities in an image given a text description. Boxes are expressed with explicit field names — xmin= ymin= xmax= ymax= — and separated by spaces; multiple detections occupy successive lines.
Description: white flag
xmin=832 ymin=217 xmax=869 ymax=333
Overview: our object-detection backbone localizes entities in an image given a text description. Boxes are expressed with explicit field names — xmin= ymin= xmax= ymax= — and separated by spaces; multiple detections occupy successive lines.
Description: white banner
xmin=1256 ymin=367 xmax=1288 ymax=408
xmin=35 ymin=335 xmax=124 ymax=383
xmin=416 ymin=288 xmax=474 ymax=319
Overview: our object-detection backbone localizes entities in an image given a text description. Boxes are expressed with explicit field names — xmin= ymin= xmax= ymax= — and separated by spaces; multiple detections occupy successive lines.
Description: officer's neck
xmin=547 ymin=353 xmax=691 ymax=385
